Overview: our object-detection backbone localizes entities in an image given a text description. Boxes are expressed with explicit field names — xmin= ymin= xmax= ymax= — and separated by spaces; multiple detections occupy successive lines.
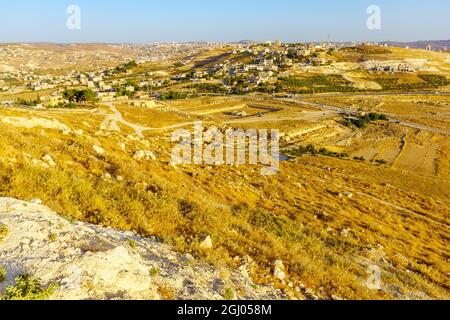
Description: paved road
xmin=281 ymin=98 xmax=450 ymax=135
xmin=386 ymin=119 xmax=450 ymax=135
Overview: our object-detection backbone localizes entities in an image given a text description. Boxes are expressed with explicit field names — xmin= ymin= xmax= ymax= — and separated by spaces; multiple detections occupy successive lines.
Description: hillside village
xmin=1 ymin=41 xmax=449 ymax=111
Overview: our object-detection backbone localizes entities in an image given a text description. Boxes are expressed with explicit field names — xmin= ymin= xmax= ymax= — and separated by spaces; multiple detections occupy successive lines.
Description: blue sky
xmin=0 ymin=0 xmax=449 ymax=43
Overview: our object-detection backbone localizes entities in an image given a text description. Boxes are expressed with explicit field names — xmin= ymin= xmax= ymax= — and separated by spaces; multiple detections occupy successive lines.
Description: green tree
xmin=64 ymin=88 xmax=97 ymax=104
xmin=63 ymin=88 xmax=77 ymax=102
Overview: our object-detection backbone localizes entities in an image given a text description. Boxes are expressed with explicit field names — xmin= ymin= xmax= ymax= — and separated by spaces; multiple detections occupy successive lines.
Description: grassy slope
xmin=0 ymin=106 xmax=448 ymax=299
xmin=0 ymin=45 xmax=449 ymax=300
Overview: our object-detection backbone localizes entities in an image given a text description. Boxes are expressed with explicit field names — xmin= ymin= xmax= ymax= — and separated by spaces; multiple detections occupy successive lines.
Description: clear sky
xmin=0 ymin=0 xmax=449 ymax=43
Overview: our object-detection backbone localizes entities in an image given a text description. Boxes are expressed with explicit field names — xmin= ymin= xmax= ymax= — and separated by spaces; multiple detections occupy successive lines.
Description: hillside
xmin=385 ymin=40 xmax=450 ymax=50
xmin=0 ymin=197 xmax=286 ymax=300
xmin=0 ymin=43 xmax=449 ymax=300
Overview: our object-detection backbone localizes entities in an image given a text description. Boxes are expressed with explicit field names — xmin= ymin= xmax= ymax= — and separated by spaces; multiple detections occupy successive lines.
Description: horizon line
xmin=1 ymin=39 xmax=449 ymax=45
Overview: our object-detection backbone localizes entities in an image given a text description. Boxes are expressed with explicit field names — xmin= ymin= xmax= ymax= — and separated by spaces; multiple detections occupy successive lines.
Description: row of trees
xmin=418 ymin=74 xmax=449 ymax=87
xmin=159 ymin=91 xmax=187 ymax=100
xmin=286 ymin=144 xmax=349 ymax=159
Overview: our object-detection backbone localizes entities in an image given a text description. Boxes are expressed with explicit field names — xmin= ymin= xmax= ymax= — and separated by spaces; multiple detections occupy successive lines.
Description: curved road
xmin=98 ymin=93 xmax=450 ymax=137
xmin=99 ymin=103 xmax=210 ymax=137
xmin=100 ymin=103 xmax=150 ymax=138
xmin=282 ymin=99 xmax=450 ymax=135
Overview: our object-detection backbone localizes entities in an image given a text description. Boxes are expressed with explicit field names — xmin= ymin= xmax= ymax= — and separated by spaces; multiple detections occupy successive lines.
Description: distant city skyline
xmin=0 ymin=0 xmax=449 ymax=43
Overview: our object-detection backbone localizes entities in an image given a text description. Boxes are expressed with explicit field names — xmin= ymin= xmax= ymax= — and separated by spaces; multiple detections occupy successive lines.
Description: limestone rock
xmin=92 ymin=145 xmax=105 ymax=156
xmin=199 ymin=235 xmax=213 ymax=250
xmin=343 ymin=192 xmax=353 ymax=199
xmin=273 ymin=260 xmax=286 ymax=281
xmin=0 ymin=197 xmax=283 ymax=300
xmin=133 ymin=150 xmax=156 ymax=161
xmin=0 ymin=116 xmax=71 ymax=132
xmin=30 ymin=199 xmax=42 ymax=205
xmin=41 ymin=154 xmax=56 ymax=167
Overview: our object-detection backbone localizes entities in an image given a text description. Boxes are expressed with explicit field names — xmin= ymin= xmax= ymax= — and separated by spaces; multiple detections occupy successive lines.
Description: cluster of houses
xmin=170 ymin=43 xmax=337 ymax=92
xmin=120 ymin=42 xmax=227 ymax=64
xmin=3 ymin=41 xmax=424 ymax=109
xmin=1 ymin=42 xmax=226 ymax=106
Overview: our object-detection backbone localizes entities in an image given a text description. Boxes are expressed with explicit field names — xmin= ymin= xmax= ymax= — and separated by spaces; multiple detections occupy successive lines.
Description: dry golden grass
xmin=0 ymin=100 xmax=449 ymax=300
xmin=1 ymin=43 xmax=449 ymax=300
xmin=115 ymin=103 xmax=193 ymax=128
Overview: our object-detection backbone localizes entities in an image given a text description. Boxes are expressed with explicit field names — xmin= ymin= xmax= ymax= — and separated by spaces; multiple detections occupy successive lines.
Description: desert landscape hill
xmin=0 ymin=42 xmax=449 ymax=300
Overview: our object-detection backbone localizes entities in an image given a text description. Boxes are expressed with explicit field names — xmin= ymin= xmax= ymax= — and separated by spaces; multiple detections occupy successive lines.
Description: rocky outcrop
xmin=0 ymin=116 xmax=71 ymax=132
xmin=0 ymin=198 xmax=282 ymax=300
